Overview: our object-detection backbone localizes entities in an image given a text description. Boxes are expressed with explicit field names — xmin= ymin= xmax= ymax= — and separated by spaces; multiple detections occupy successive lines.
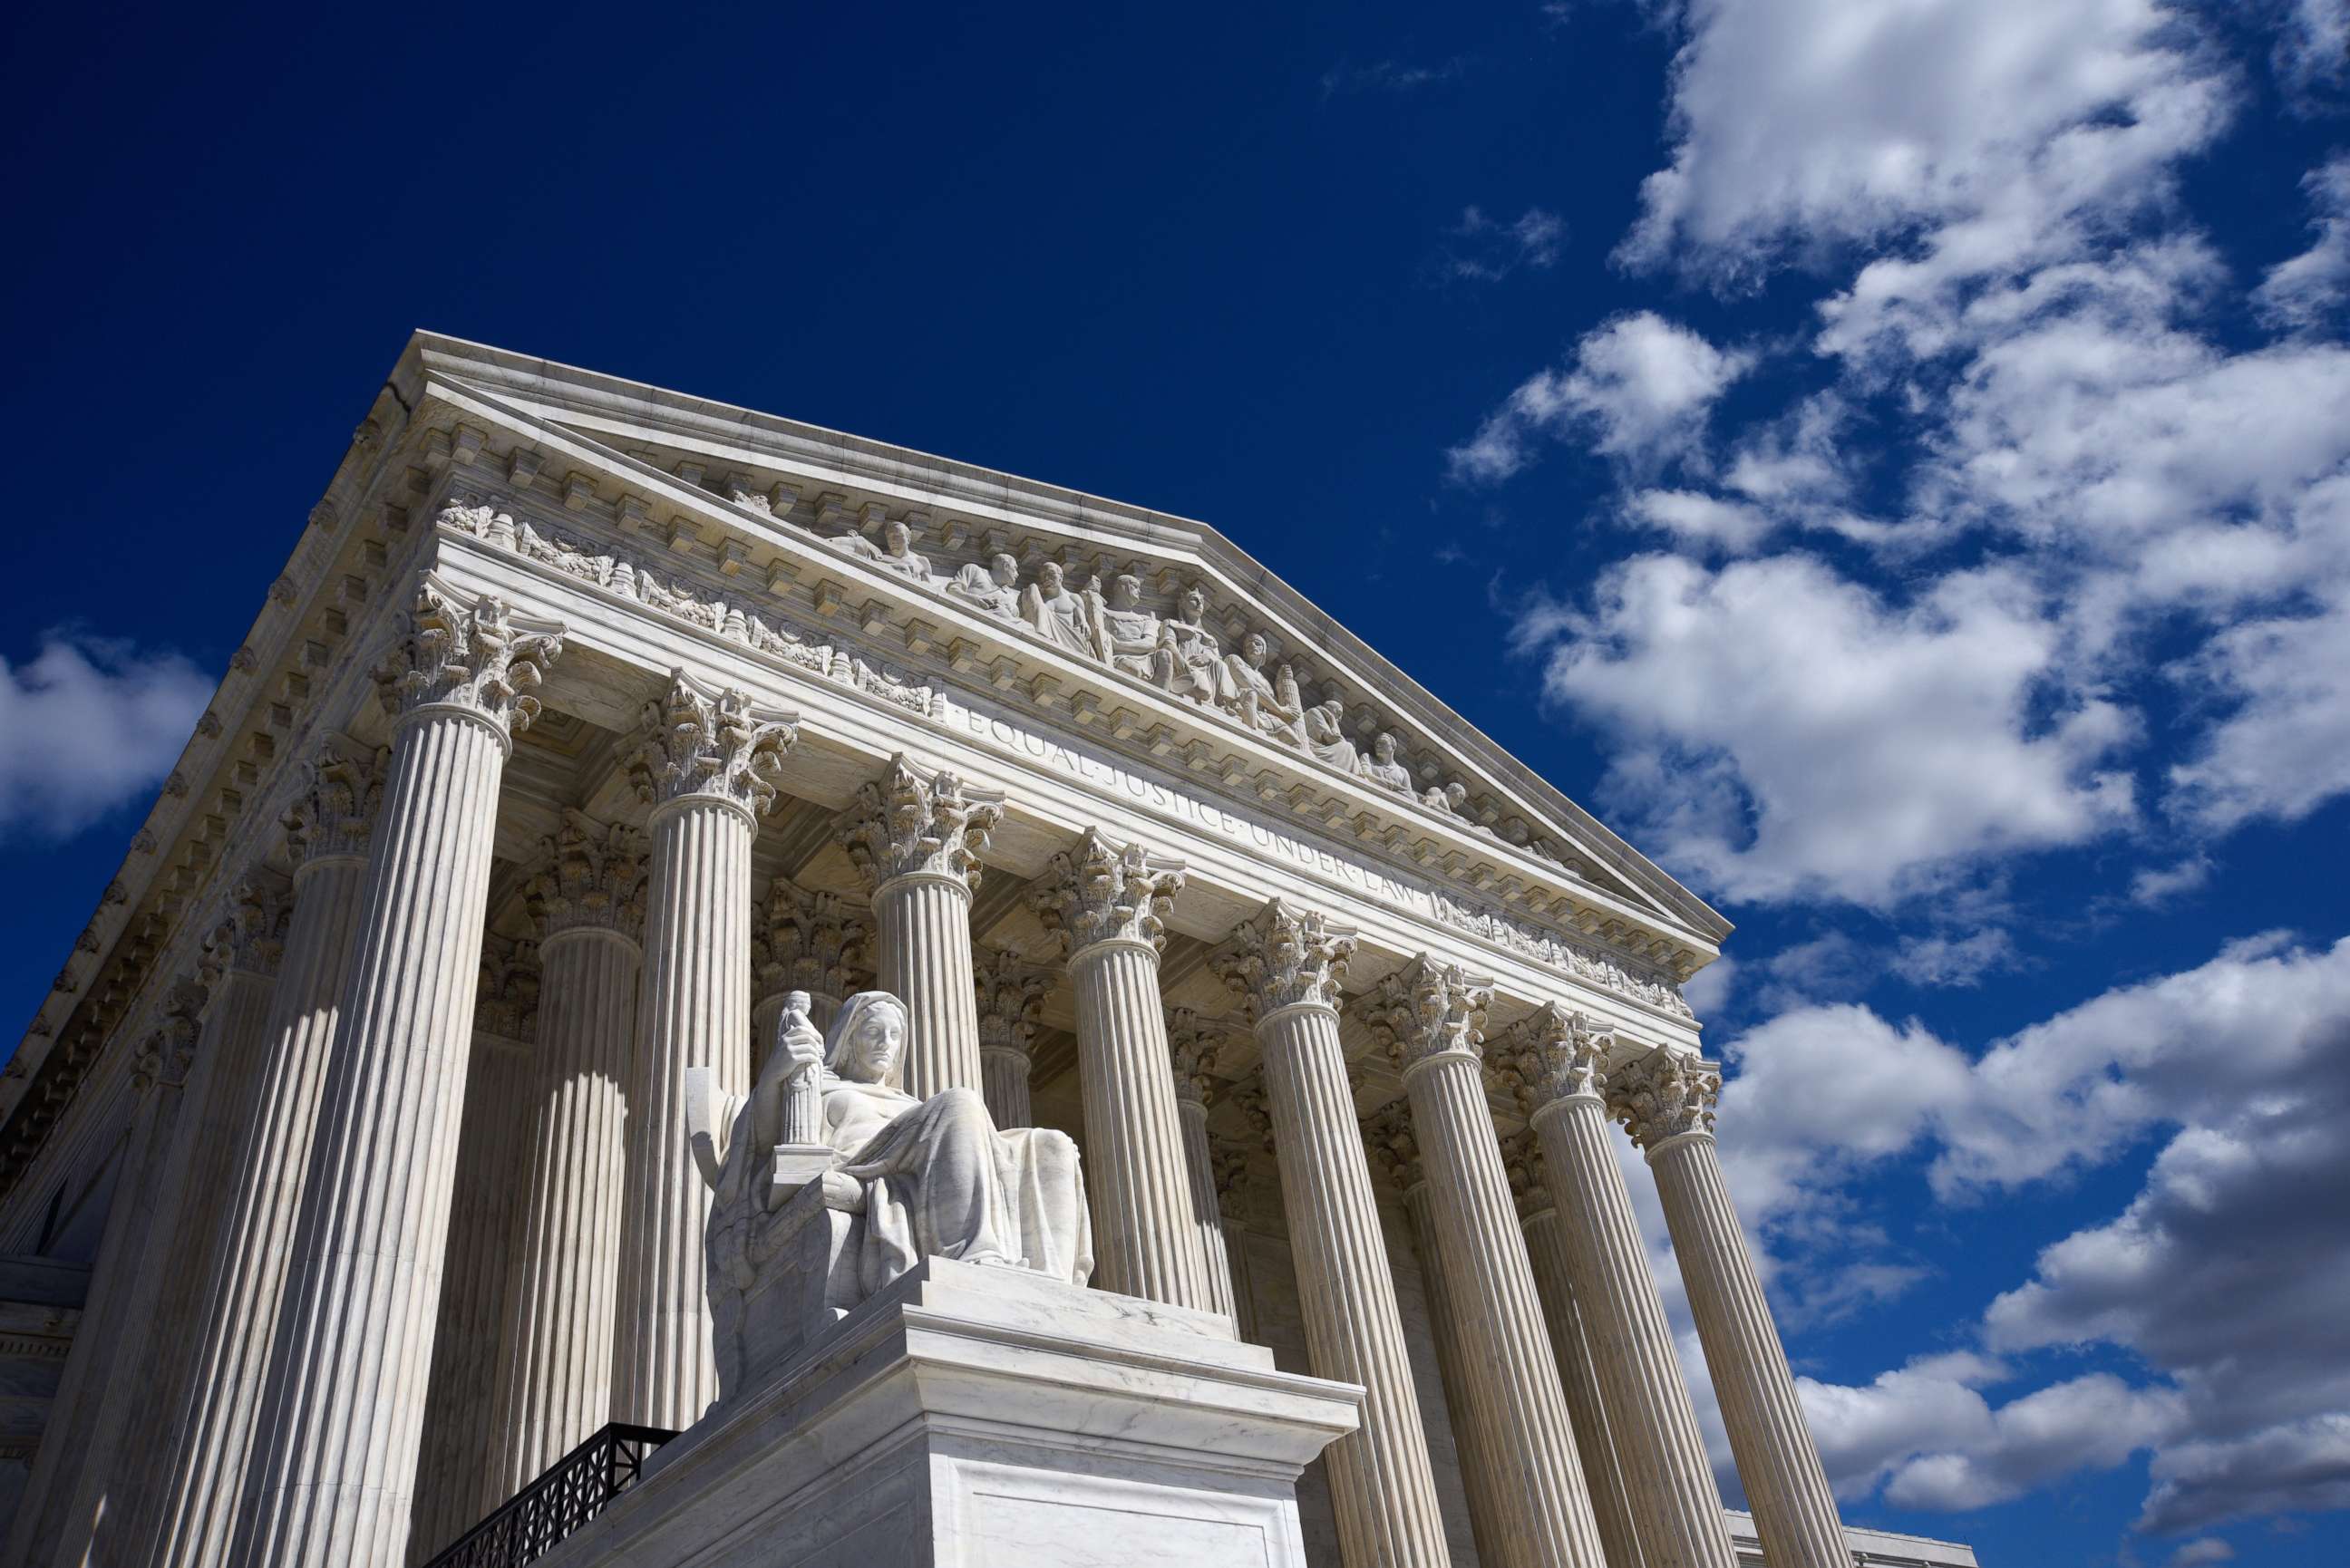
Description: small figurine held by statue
xmin=692 ymin=988 xmax=1094 ymax=1401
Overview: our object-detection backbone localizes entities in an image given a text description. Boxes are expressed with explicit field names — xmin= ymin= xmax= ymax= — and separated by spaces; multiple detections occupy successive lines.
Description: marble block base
xmin=539 ymin=1257 xmax=1364 ymax=1568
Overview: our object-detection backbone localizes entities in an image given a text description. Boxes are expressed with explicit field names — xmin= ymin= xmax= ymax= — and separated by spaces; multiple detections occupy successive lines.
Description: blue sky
xmin=5 ymin=3 xmax=2347 ymax=1563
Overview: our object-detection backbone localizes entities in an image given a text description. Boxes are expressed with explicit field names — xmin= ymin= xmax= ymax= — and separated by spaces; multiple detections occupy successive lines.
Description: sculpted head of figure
xmin=1374 ymin=731 xmax=1401 ymax=763
xmin=1242 ymin=632 xmax=1269 ymax=666
xmin=826 ymin=991 xmax=909 ymax=1085
xmin=1180 ymin=586 xmax=1207 ymax=623
xmin=1112 ymin=573 xmax=1143 ymax=608
xmin=989 ymin=552 xmax=1019 ymax=586
xmin=883 ymin=520 xmax=911 ymax=556
xmin=1037 ymin=560 xmax=1065 ymax=595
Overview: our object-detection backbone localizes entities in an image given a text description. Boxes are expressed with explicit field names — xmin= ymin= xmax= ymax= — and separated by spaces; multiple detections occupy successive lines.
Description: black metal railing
xmin=423 ymin=1422 xmax=678 ymax=1568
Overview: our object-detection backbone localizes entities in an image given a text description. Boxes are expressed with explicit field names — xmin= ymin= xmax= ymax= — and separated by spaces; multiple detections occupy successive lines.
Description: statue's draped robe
xmin=822 ymin=1079 xmax=1093 ymax=1292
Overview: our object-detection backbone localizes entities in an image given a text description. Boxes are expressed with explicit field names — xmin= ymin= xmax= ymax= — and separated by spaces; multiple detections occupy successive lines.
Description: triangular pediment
xmin=405 ymin=333 xmax=1729 ymax=976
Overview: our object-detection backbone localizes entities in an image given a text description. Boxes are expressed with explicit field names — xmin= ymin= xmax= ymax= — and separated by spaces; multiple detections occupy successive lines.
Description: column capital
xmin=1499 ymin=1002 xmax=1612 ymax=1118
xmin=1210 ymin=899 xmax=1356 ymax=1021
xmin=373 ymin=576 xmax=565 ymax=744
xmin=1166 ymin=1008 xmax=1241 ymax=1107
xmin=1497 ymin=1127 xmax=1552 ymax=1224
xmin=475 ymin=936 xmax=542 ymax=1045
xmin=1365 ymin=955 xmax=1493 ymax=1079
xmin=201 ymin=876 xmax=291 ymax=982
xmin=1360 ymin=1097 xmax=1424 ymax=1194
xmin=282 ymin=740 xmax=386 ymax=870
xmin=1610 ymin=1048 xmax=1723 ymax=1152
xmin=528 ymin=813 xmax=648 ymax=944
xmin=629 ymin=669 xmax=799 ymax=819
xmin=134 ymin=975 xmax=209 ymax=1091
xmin=755 ymin=877 xmax=874 ymax=1007
xmin=838 ymin=753 xmax=1004 ymax=893
xmin=1034 ymin=829 xmax=1185 ymax=956
xmin=974 ymin=945 xmax=1053 ymax=1055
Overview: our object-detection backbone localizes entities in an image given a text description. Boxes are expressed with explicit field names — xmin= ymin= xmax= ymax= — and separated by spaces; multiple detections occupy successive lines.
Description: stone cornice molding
xmin=527 ymin=812 xmax=647 ymax=944
xmin=283 ymin=740 xmax=387 ymax=871
xmin=1211 ymin=900 xmax=1356 ymax=1021
xmin=414 ymin=336 xmax=1728 ymax=944
xmin=1365 ymin=955 xmax=1494 ymax=1080
xmin=200 ymin=876 xmax=292 ymax=983
xmin=754 ymin=878 xmax=873 ymax=1006
xmin=1608 ymin=1049 xmax=1722 ymax=1153
xmin=972 ymin=946 xmax=1053 ymax=1055
xmin=1499 ymin=1003 xmax=1611 ymax=1119
xmin=1034 ymin=829 xmax=1185 ymax=957
xmin=374 ymin=575 xmax=566 ymax=748
xmin=837 ymin=754 xmax=1004 ymax=895
xmin=626 ymin=667 xmax=800 ymax=819
xmin=132 ymin=976 xmax=209 ymax=1093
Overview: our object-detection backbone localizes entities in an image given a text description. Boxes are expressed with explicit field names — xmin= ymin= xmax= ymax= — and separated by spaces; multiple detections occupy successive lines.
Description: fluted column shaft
xmin=78 ymin=949 xmax=281 ymax=1565
xmin=614 ymin=795 xmax=754 ymax=1430
xmin=1174 ymin=1099 xmax=1238 ymax=1321
xmin=980 ymin=1046 xmax=1034 ymax=1128
xmin=1403 ymin=1050 xmax=1606 ymax=1568
xmin=4 ymin=983 xmax=208 ymax=1568
xmin=1537 ymin=1092 xmax=1733 ymax=1568
xmin=1256 ymin=1001 xmax=1449 ymax=1565
xmin=409 ymin=1031 xmax=533 ymax=1558
xmin=148 ymin=846 xmax=371 ymax=1568
xmin=1067 ymin=939 xmax=1210 ymax=1307
xmin=872 ymin=870 xmax=981 ymax=1099
xmin=235 ymin=703 xmax=521 ymax=1567
xmin=1650 ymin=1129 xmax=1848 ymax=1568
xmin=1524 ymin=1205 xmax=1648 ymax=1568
xmin=1400 ymin=1178 xmax=1504 ymax=1565
xmin=489 ymin=926 xmax=640 ymax=1493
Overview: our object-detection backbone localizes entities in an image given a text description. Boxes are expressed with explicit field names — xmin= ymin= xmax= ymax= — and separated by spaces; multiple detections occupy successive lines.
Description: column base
xmin=540 ymin=1257 xmax=1364 ymax=1568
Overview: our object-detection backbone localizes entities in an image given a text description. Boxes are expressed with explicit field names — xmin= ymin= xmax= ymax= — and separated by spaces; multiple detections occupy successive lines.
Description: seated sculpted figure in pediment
xmin=838 ymin=518 xmax=936 ymax=585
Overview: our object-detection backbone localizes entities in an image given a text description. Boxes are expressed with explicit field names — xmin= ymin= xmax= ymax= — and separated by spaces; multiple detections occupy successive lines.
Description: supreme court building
xmin=0 ymin=335 xmax=1976 ymax=1568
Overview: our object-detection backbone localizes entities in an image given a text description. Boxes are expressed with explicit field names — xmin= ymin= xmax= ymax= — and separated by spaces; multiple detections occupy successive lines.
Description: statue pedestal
xmin=540 ymin=1257 xmax=1363 ymax=1568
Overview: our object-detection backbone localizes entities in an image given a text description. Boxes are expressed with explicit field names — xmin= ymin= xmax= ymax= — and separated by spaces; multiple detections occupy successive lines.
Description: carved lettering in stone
xmin=838 ymin=755 xmax=1004 ymax=892
xmin=1211 ymin=899 xmax=1355 ymax=1019
xmin=1365 ymin=955 xmax=1493 ymax=1073
xmin=528 ymin=813 xmax=648 ymax=942
xmin=374 ymin=577 xmax=565 ymax=739
xmin=1034 ymin=829 xmax=1184 ymax=953
xmin=1608 ymin=1048 xmax=1721 ymax=1150
xmin=628 ymin=670 xmax=799 ymax=815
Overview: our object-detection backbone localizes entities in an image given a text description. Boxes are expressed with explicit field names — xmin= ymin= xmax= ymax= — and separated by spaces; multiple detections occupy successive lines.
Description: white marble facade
xmin=0 ymin=334 xmax=1979 ymax=1568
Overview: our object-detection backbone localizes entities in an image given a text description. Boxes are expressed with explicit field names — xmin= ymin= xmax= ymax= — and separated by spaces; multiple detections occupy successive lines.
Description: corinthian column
xmin=147 ymin=744 xmax=384 ymax=1568
xmin=1502 ymin=1128 xmax=1648 ymax=1568
xmin=1368 ymin=958 xmax=1607 ymax=1568
xmin=613 ymin=671 xmax=797 ymax=1433
xmin=1509 ymin=1008 xmax=1733 ymax=1568
xmin=237 ymin=580 xmax=563 ymax=1568
xmin=73 ymin=881 xmax=288 ymax=1565
xmin=1035 ymin=831 xmax=1209 ymax=1309
xmin=488 ymin=815 xmax=646 ymax=1495
xmin=751 ymin=878 xmax=871 ymax=1074
xmin=973 ymin=945 xmax=1052 ymax=1128
xmin=837 ymin=755 xmax=1002 ymax=1099
xmin=1615 ymin=1049 xmax=1848 ymax=1568
xmin=3 ymin=978 xmax=207 ymax=1568
xmin=1167 ymin=1010 xmax=1241 ymax=1323
xmin=1211 ymin=901 xmax=1448 ymax=1567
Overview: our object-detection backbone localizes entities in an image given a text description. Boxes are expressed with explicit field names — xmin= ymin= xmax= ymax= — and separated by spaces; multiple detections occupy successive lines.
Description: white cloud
xmin=1881 ymin=1374 xmax=2187 ymax=1510
xmin=1442 ymin=206 xmax=1566 ymax=283
xmin=2129 ymin=855 xmax=2215 ymax=906
xmin=1524 ymin=552 xmax=2136 ymax=905
xmin=2255 ymin=156 xmax=2350 ymax=331
xmin=2167 ymin=1538 xmax=2235 ymax=1568
xmin=1889 ymin=928 xmax=2016 ymax=988
xmin=1622 ymin=489 xmax=1774 ymax=552
xmin=2272 ymin=0 xmax=2350 ymax=102
xmin=0 ymin=634 xmax=212 ymax=842
xmin=1449 ymin=313 xmax=1750 ymax=483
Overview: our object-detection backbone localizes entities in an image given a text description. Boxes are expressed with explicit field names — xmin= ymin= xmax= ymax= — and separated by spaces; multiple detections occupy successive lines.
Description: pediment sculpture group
xmin=839 ymin=520 xmax=1458 ymax=812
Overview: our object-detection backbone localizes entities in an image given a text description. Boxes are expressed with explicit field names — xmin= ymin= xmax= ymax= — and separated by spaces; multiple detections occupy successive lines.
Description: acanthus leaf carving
xmin=1166 ymin=1007 xmax=1242 ymax=1107
xmin=754 ymin=878 xmax=874 ymax=1006
xmin=1496 ymin=1002 xmax=1609 ymax=1115
xmin=1360 ymin=1097 xmax=1422 ymax=1193
xmin=626 ymin=669 xmax=798 ymax=816
xmin=202 ymin=877 xmax=291 ymax=982
xmin=1034 ymin=829 xmax=1185 ymax=954
xmin=1607 ymin=1048 xmax=1721 ymax=1151
xmin=1210 ymin=899 xmax=1355 ymax=1019
xmin=474 ymin=936 xmax=541 ymax=1043
xmin=837 ymin=754 xmax=1003 ymax=892
xmin=972 ymin=945 xmax=1053 ymax=1055
xmin=283 ymin=741 xmax=387 ymax=869
xmin=373 ymin=577 xmax=565 ymax=740
xmin=527 ymin=812 xmax=648 ymax=943
xmin=133 ymin=975 xmax=209 ymax=1092
xmin=1364 ymin=954 xmax=1493 ymax=1074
